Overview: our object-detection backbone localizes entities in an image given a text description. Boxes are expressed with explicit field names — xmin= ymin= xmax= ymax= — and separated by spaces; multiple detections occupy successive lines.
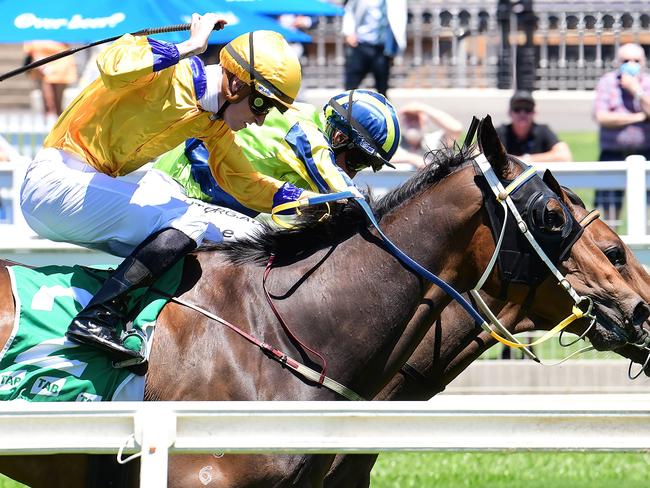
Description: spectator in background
xmin=278 ymin=14 xmax=317 ymax=102
xmin=23 ymin=41 xmax=78 ymax=126
xmin=496 ymin=90 xmax=573 ymax=163
xmin=594 ymin=43 xmax=650 ymax=160
xmin=0 ymin=135 xmax=21 ymax=163
xmin=391 ymin=103 xmax=463 ymax=168
xmin=342 ymin=0 xmax=407 ymax=96
xmin=278 ymin=14 xmax=315 ymax=60
xmin=593 ymin=43 xmax=650 ymax=223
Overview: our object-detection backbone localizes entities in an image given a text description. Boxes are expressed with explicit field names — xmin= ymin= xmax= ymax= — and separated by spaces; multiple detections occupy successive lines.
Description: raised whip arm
xmin=0 ymin=21 xmax=226 ymax=83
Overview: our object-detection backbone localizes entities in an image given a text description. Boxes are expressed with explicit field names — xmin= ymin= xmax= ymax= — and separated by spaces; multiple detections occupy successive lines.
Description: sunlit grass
xmin=0 ymin=475 xmax=26 ymax=488
xmin=371 ymin=452 xmax=650 ymax=488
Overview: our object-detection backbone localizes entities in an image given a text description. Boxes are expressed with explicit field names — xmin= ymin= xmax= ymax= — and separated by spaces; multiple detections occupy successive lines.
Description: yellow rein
xmin=488 ymin=304 xmax=585 ymax=348
xmin=487 ymin=209 xmax=600 ymax=351
xmin=271 ymin=199 xmax=331 ymax=229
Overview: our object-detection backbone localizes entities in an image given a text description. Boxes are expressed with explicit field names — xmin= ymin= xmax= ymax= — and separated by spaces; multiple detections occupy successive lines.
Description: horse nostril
xmin=631 ymin=301 xmax=650 ymax=327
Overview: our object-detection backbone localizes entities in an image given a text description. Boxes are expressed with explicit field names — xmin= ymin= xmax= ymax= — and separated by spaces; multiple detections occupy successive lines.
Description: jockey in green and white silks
xmin=149 ymin=89 xmax=402 ymax=230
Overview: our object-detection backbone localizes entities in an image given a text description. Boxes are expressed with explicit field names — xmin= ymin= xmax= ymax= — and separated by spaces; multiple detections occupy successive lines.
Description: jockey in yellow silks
xmin=20 ymin=13 xmax=313 ymax=365
xmin=151 ymin=90 xmax=402 ymax=219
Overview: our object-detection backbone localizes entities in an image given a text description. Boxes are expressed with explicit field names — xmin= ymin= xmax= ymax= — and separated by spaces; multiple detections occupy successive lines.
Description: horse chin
xmin=585 ymin=308 xmax=635 ymax=352
xmin=587 ymin=322 xmax=629 ymax=351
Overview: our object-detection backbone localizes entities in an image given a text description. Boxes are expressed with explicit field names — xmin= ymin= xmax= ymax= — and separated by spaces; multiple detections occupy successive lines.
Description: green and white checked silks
xmin=0 ymin=263 xmax=182 ymax=402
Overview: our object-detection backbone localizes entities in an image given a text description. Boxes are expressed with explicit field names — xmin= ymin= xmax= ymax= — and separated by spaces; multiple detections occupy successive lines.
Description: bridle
xmin=469 ymin=151 xmax=597 ymax=361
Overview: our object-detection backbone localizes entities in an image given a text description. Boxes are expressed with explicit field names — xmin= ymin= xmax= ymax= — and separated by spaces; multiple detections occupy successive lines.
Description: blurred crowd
xmin=2 ymin=1 xmax=650 ymax=177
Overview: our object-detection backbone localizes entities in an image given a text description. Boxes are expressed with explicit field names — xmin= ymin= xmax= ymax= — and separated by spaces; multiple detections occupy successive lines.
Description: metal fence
xmin=301 ymin=0 xmax=650 ymax=91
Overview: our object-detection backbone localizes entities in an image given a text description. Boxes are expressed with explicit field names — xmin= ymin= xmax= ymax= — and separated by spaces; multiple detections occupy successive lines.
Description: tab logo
xmin=76 ymin=392 xmax=102 ymax=402
xmin=30 ymin=376 xmax=66 ymax=397
xmin=0 ymin=370 xmax=26 ymax=392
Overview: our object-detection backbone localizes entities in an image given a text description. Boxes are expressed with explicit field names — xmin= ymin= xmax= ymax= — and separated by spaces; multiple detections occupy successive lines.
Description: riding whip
xmin=0 ymin=21 xmax=227 ymax=83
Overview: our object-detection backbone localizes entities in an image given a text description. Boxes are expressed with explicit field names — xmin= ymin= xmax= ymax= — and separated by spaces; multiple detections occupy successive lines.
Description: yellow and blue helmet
xmin=323 ymin=90 xmax=401 ymax=172
xmin=220 ymin=30 xmax=302 ymax=113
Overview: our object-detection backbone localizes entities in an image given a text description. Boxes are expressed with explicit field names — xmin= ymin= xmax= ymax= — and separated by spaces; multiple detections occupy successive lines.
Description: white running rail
xmin=1 ymin=395 xmax=650 ymax=487
xmin=0 ymin=158 xmax=649 ymax=267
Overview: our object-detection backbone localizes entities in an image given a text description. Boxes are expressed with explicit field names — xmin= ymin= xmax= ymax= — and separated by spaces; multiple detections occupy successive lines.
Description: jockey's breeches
xmin=20 ymin=148 xmax=262 ymax=257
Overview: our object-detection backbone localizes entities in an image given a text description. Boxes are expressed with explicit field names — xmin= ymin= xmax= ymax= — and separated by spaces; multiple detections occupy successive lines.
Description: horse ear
xmin=477 ymin=115 xmax=509 ymax=178
xmin=542 ymin=169 xmax=565 ymax=197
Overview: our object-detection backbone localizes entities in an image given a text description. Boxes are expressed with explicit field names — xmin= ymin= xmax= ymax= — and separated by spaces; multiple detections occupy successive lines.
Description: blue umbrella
xmin=0 ymin=0 xmax=310 ymax=44
xmin=224 ymin=0 xmax=344 ymax=17
xmin=0 ymin=1 xmax=173 ymax=43
xmin=162 ymin=0 xmax=311 ymax=44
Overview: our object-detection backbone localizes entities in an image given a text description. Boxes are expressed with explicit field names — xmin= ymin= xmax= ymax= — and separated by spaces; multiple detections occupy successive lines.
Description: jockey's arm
xmin=282 ymin=122 xmax=355 ymax=193
xmin=97 ymin=34 xmax=180 ymax=90
xmin=205 ymin=133 xmax=318 ymax=213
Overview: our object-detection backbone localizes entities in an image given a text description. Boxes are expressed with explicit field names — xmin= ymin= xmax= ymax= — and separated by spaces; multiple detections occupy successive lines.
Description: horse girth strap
xmin=150 ymin=288 xmax=365 ymax=401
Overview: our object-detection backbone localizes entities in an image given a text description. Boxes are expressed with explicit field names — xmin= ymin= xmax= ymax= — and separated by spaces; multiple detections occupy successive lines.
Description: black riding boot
xmin=66 ymin=228 xmax=197 ymax=362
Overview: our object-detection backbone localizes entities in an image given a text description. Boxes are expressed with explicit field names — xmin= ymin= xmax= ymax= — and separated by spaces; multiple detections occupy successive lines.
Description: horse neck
xmin=276 ymin=166 xmax=487 ymax=395
xmin=186 ymin=164 xmax=489 ymax=399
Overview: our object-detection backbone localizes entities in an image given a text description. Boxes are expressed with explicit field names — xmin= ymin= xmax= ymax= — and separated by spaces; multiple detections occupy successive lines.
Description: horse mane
xmin=199 ymin=144 xmax=475 ymax=265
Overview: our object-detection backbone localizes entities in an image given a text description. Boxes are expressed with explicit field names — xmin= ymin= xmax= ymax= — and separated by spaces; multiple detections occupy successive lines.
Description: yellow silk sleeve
xmin=96 ymin=34 xmax=159 ymax=90
xmin=205 ymin=132 xmax=286 ymax=213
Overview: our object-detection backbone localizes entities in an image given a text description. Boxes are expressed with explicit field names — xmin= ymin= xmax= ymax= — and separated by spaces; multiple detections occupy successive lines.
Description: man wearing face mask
xmin=594 ymin=43 xmax=650 ymax=222
xmin=19 ymin=14 xmax=315 ymax=365
xmin=594 ymin=43 xmax=650 ymax=161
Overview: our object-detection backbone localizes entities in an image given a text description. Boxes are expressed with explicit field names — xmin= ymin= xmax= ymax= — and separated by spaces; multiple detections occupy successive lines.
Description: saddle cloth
xmin=0 ymin=263 xmax=182 ymax=402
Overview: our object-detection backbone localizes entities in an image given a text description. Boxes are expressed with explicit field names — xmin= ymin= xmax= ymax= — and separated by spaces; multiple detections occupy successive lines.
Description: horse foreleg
xmin=324 ymin=453 xmax=377 ymax=488
xmin=0 ymin=454 xmax=90 ymax=488
xmin=168 ymin=453 xmax=335 ymax=488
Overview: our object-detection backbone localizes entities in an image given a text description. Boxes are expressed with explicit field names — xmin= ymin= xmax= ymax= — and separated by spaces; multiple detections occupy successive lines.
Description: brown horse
xmin=323 ymin=188 xmax=650 ymax=488
xmin=0 ymin=116 xmax=648 ymax=488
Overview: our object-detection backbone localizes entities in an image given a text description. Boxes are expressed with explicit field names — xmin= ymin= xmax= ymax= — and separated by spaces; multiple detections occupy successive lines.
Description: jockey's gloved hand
xmin=346 ymin=186 xmax=364 ymax=200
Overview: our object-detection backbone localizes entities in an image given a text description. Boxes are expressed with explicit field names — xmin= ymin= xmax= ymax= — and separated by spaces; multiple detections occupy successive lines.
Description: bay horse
xmin=0 ymin=116 xmax=648 ymax=488
xmin=323 ymin=187 xmax=650 ymax=488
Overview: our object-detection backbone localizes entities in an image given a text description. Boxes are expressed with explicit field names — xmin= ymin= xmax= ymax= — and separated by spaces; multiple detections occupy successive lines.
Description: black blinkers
xmin=478 ymin=168 xmax=584 ymax=296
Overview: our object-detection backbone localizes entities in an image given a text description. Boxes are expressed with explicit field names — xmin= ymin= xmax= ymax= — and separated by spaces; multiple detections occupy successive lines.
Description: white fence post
xmin=625 ymin=155 xmax=648 ymax=238
xmin=135 ymin=407 xmax=175 ymax=488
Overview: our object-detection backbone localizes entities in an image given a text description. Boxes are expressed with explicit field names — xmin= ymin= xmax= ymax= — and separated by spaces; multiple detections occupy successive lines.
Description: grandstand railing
xmin=1 ymin=396 xmax=649 ymax=487
xmin=303 ymin=0 xmax=649 ymax=91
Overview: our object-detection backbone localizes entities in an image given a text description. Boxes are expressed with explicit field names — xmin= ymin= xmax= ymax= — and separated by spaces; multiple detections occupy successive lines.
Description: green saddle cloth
xmin=0 ymin=263 xmax=183 ymax=402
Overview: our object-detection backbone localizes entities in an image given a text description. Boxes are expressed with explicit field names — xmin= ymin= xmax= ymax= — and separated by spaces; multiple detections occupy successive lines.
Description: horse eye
xmin=604 ymin=246 xmax=626 ymax=267
xmin=543 ymin=202 xmax=566 ymax=232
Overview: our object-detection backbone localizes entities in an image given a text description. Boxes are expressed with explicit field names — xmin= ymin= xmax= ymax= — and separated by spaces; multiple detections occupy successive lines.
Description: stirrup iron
xmin=112 ymin=328 xmax=148 ymax=369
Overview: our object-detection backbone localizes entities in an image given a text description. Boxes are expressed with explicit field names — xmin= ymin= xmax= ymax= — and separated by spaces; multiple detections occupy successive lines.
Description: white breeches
xmin=20 ymin=148 xmax=263 ymax=257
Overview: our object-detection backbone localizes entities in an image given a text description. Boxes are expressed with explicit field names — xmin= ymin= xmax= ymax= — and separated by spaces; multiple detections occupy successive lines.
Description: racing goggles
xmin=327 ymin=91 xmax=394 ymax=172
xmin=345 ymin=148 xmax=387 ymax=173
xmin=248 ymin=90 xmax=277 ymax=116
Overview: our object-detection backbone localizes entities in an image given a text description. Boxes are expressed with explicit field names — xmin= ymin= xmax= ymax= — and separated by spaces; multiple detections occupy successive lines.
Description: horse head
xmin=476 ymin=115 xmax=650 ymax=354
xmin=559 ymin=185 xmax=650 ymax=374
